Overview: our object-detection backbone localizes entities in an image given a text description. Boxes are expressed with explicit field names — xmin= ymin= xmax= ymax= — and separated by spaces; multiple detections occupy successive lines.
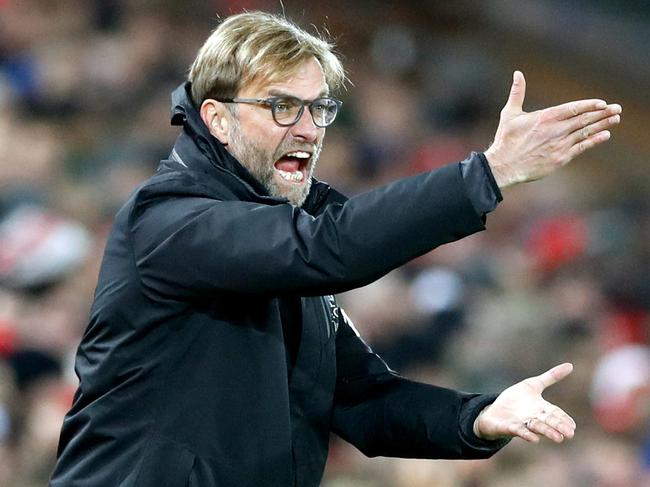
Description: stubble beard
xmin=227 ymin=118 xmax=322 ymax=207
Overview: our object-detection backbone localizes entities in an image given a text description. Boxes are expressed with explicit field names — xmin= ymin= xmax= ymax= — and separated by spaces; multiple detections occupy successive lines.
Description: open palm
xmin=474 ymin=362 xmax=576 ymax=443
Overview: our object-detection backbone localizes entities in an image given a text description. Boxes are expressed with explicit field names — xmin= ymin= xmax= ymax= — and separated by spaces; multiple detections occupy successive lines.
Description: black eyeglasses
xmin=216 ymin=95 xmax=342 ymax=128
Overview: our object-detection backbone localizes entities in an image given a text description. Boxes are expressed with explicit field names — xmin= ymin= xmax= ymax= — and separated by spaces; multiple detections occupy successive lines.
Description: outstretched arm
xmin=332 ymin=309 xmax=509 ymax=460
xmin=474 ymin=362 xmax=576 ymax=443
xmin=485 ymin=71 xmax=622 ymax=188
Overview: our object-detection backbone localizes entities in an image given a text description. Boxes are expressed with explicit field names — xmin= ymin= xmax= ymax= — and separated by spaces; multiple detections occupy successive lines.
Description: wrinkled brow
xmin=266 ymin=88 xmax=330 ymax=99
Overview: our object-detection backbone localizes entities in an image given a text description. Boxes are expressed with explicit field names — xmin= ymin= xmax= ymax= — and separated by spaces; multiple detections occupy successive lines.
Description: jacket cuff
xmin=477 ymin=152 xmax=503 ymax=201
xmin=459 ymin=152 xmax=503 ymax=218
xmin=459 ymin=393 xmax=511 ymax=452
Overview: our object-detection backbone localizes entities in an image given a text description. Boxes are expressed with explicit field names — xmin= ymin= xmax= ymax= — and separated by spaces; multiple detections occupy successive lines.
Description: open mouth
xmin=273 ymin=150 xmax=311 ymax=183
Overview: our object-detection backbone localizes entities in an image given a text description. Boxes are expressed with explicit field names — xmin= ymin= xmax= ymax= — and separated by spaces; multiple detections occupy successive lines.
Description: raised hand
xmin=473 ymin=362 xmax=576 ymax=443
xmin=484 ymin=71 xmax=622 ymax=188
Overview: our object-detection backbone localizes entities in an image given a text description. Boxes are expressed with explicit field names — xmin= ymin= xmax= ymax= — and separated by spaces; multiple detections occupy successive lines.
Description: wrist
xmin=483 ymin=147 xmax=511 ymax=189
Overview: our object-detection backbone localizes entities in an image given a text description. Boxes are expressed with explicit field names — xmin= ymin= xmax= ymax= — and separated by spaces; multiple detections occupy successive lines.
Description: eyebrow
xmin=266 ymin=88 xmax=330 ymax=98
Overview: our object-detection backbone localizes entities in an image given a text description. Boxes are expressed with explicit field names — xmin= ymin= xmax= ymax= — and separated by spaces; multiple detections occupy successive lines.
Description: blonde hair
xmin=189 ymin=11 xmax=346 ymax=105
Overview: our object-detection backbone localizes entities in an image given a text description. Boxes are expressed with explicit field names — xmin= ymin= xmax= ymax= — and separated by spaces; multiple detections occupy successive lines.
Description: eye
xmin=273 ymin=97 xmax=301 ymax=113
xmin=274 ymin=100 xmax=290 ymax=112
xmin=314 ymin=99 xmax=337 ymax=113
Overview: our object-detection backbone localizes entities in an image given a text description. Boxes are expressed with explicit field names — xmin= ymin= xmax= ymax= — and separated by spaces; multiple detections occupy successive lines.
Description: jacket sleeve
xmin=129 ymin=159 xmax=488 ymax=299
xmin=331 ymin=309 xmax=510 ymax=459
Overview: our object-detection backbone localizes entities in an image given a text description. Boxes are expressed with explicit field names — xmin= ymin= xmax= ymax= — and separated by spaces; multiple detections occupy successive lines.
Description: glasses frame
xmin=216 ymin=96 xmax=342 ymax=128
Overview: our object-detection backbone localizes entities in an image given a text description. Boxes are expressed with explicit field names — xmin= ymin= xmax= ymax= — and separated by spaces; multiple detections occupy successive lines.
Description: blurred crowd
xmin=1 ymin=1 xmax=649 ymax=486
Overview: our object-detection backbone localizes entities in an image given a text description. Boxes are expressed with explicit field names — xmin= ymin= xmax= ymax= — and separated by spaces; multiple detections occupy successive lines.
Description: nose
xmin=289 ymin=107 xmax=322 ymax=142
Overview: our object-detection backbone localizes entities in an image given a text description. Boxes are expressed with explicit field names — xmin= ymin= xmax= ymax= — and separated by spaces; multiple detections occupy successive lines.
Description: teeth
xmin=285 ymin=151 xmax=310 ymax=159
xmin=277 ymin=169 xmax=304 ymax=182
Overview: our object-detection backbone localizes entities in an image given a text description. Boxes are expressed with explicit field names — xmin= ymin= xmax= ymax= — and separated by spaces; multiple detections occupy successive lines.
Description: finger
xmin=565 ymin=104 xmax=622 ymax=133
xmin=544 ymin=408 xmax=576 ymax=438
xmin=569 ymin=130 xmax=611 ymax=159
xmin=527 ymin=362 xmax=574 ymax=392
xmin=503 ymin=70 xmax=526 ymax=113
xmin=568 ymin=114 xmax=620 ymax=145
xmin=548 ymin=99 xmax=608 ymax=121
xmin=510 ymin=421 xmax=540 ymax=443
xmin=525 ymin=418 xmax=566 ymax=443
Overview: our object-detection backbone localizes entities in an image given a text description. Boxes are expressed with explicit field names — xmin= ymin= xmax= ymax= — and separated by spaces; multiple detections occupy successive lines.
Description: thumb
xmin=504 ymin=70 xmax=526 ymax=113
xmin=529 ymin=362 xmax=573 ymax=393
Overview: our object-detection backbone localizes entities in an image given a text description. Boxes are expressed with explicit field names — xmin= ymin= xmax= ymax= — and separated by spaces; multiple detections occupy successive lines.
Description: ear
xmin=200 ymin=99 xmax=231 ymax=145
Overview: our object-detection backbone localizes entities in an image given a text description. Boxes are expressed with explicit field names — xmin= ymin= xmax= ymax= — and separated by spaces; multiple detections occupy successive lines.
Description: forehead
xmin=242 ymin=57 xmax=329 ymax=97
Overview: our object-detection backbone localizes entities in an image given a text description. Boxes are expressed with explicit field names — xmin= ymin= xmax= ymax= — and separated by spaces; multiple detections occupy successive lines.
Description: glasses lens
xmin=272 ymin=97 xmax=303 ymax=125
xmin=310 ymin=98 xmax=339 ymax=127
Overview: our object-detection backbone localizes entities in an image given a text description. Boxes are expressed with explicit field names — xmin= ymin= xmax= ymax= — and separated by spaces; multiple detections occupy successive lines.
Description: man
xmin=49 ymin=11 xmax=622 ymax=487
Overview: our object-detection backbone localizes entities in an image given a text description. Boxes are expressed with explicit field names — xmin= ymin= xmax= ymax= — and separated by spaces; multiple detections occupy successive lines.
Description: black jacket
xmin=50 ymin=83 xmax=507 ymax=487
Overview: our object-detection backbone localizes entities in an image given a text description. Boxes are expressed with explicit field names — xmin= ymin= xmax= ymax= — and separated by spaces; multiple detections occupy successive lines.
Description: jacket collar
xmin=168 ymin=82 xmax=341 ymax=214
xmin=170 ymin=82 xmax=270 ymax=198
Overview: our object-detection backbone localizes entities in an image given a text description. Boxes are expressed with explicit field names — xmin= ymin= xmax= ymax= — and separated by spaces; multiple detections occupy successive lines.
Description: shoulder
xmin=111 ymin=168 xmax=235 ymax=235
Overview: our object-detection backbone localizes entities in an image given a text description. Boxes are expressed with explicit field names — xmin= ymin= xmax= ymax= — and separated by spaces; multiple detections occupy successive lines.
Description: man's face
xmin=225 ymin=57 xmax=327 ymax=207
